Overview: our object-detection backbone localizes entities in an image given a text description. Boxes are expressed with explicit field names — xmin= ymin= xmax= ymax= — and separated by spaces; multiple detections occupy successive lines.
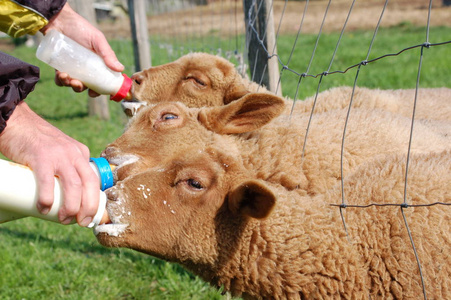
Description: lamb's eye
xmin=187 ymin=179 xmax=203 ymax=190
xmin=186 ymin=76 xmax=206 ymax=87
xmin=194 ymin=78 xmax=206 ymax=86
xmin=162 ymin=113 xmax=178 ymax=120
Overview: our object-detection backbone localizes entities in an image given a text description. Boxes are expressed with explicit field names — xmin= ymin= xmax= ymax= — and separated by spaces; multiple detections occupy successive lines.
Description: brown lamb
xmin=125 ymin=52 xmax=451 ymax=121
xmin=103 ymin=94 xmax=450 ymax=196
xmin=96 ymin=52 xmax=451 ymax=298
xmin=95 ymin=145 xmax=451 ymax=299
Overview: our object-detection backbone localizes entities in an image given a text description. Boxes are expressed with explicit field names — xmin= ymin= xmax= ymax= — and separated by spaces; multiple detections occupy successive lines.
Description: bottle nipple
xmin=110 ymin=74 xmax=133 ymax=102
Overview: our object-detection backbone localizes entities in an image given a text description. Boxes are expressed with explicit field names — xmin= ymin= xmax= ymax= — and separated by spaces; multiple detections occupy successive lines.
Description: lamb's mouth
xmin=102 ymin=155 xmax=140 ymax=183
xmin=94 ymin=189 xmax=130 ymax=237
xmin=94 ymin=223 xmax=129 ymax=237
xmin=121 ymin=99 xmax=147 ymax=117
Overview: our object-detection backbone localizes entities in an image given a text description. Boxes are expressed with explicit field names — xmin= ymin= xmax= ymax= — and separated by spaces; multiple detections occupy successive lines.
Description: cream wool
xmin=99 ymin=52 xmax=451 ymax=298
xmin=97 ymin=146 xmax=451 ymax=298
xmin=104 ymin=95 xmax=450 ymax=196
xmin=295 ymin=86 xmax=451 ymax=121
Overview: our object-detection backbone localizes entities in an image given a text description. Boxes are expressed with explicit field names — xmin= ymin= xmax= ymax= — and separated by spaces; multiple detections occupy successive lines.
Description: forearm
xmin=0 ymin=101 xmax=36 ymax=160
xmin=0 ymin=101 xmax=100 ymax=226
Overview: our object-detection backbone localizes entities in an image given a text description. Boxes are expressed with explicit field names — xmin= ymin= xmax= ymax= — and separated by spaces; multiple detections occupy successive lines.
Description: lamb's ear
xmin=223 ymin=81 xmax=249 ymax=104
xmin=198 ymin=93 xmax=285 ymax=134
xmin=228 ymin=180 xmax=276 ymax=219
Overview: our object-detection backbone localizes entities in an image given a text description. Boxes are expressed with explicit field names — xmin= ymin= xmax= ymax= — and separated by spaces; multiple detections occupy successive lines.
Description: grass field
xmin=275 ymin=25 xmax=451 ymax=100
xmin=0 ymin=24 xmax=450 ymax=299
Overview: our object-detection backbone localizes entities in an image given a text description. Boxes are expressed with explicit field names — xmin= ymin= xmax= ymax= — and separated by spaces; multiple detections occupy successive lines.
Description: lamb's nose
xmin=101 ymin=146 xmax=118 ymax=159
xmin=131 ymin=73 xmax=145 ymax=85
xmin=105 ymin=187 xmax=119 ymax=202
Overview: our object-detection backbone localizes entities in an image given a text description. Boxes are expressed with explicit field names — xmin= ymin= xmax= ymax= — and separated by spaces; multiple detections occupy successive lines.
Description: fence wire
xmin=245 ymin=1 xmax=450 ymax=298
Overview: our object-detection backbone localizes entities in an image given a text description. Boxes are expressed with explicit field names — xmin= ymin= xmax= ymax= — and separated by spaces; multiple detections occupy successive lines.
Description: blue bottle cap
xmin=90 ymin=157 xmax=114 ymax=191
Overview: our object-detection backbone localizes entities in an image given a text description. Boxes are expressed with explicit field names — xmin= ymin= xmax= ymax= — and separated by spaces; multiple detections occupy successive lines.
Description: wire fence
xmin=265 ymin=3 xmax=447 ymax=298
xmin=249 ymin=2 xmax=450 ymax=298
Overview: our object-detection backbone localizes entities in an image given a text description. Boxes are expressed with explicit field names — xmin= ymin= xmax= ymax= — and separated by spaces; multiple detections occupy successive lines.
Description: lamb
xmin=103 ymin=94 xmax=451 ymax=196
xmin=95 ymin=144 xmax=451 ymax=298
xmin=294 ymin=86 xmax=451 ymax=121
xmin=99 ymin=53 xmax=451 ymax=297
xmin=125 ymin=52 xmax=451 ymax=121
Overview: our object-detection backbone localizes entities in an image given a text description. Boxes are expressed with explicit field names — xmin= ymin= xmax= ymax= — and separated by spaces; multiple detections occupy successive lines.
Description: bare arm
xmin=0 ymin=102 xmax=100 ymax=226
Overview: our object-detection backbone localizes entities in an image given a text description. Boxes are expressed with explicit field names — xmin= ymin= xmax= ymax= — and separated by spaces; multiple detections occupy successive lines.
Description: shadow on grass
xmin=0 ymin=225 xmax=170 ymax=269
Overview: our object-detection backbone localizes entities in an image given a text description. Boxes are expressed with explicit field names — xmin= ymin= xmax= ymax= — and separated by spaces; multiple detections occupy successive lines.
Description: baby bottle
xmin=36 ymin=29 xmax=132 ymax=101
xmin=0 ymin=157 xmax=114 ymax=228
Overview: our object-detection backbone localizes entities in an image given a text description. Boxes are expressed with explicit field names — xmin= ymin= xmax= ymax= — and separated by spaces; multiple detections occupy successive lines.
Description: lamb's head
xmin=95 ymin=147 xmax=277 ymax=265
xmin=123 ymin=52 xmax=267 ymax=117
xmin=103 ymin=92 xmax=286 ymax=181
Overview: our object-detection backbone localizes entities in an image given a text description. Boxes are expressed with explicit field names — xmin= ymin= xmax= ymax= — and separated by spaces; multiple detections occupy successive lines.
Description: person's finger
xmin=55 ymin=71 xmax=89 ymax=93
xmin=76 ymin=161 xmax=101 ymax=227
xmin=69 ymin=79 xmax=86 ymax=93
xmin=55 ymin=70 xmax=70 ymax=87
xmin=33 ymin=165 xmax=56 ymax=215
xmin=56 ymin=164 xmax=83 ymax=224
xmin=88 ymin=89 xmax=101 ymax=98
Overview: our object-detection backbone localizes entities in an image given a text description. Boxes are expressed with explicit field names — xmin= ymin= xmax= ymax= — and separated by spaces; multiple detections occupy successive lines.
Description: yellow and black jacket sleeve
xmin=0 ymin=1 xmax=66 ymax=131
xmin=0 ymin=0 xmax=66 ymax=38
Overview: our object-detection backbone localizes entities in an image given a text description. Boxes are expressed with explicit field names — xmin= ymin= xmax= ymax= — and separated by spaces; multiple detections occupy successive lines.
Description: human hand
xmin=0 ymin=102 xmax=100 ymax=226
xmin=40 ymin=3 xmax=124 ymax=96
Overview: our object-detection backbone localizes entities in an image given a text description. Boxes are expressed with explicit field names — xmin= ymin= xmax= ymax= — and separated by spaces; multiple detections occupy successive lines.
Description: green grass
xmin=0 ymin=219 xmax=226 ymax=299
xmin=0 ymin=24 xmax=450 ymax=299
xmin=149 ymin=24 xmax=451 ymax=100
xmin=274 ymin=25 xmax=451 ymax=99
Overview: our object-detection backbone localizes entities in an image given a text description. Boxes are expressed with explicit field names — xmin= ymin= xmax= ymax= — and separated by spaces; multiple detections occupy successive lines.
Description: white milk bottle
xmin=0 ymin=157 xmax=114 ymax=227
xmin=36 ymin=30 xmax=132 ymax=101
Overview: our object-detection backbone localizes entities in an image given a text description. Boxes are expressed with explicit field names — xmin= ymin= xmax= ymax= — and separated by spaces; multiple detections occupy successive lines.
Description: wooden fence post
xmin=128 ymin=0 xmax=152 ymax=71
xmin=243 ymin=0 xmax=281 ymax=96
xmin=68 ymin=0 xmax=110 ymax=120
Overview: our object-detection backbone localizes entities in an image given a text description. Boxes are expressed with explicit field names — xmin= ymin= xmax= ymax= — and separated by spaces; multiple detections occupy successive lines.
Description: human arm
xmin=0 ymin=52 xmax=100 ymax=227
xmin=0 ymin=102 xmax=100 ymax=226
